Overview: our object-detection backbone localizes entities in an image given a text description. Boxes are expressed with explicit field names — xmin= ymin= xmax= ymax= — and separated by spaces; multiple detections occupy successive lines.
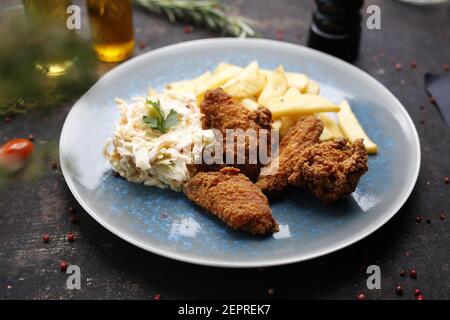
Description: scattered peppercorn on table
xmin=0 ymin=0 xmax=449 ymax=300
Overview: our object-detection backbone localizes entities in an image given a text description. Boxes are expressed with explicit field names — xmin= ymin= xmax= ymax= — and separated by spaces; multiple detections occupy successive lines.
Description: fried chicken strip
xmin=288 ymin=138 xmax=368 ymax=203
xmin=199 ymin=88 xmax=272 ymax=181
xmin=184 ymin=167 xmax=279 ymax=235
xmin=256 ymin=116 xmax=323 ymax=194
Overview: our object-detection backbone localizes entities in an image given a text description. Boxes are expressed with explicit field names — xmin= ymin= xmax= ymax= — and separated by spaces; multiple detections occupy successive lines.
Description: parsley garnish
xmin=143 ymin=99 xmax=179 ymax=133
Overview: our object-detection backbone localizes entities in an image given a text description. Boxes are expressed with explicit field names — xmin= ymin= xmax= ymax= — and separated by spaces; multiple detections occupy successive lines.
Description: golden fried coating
xmin=256 ymin=116 xmax=323 ymax=194
xmin=200 ymin=88 xmax=272 ymax=181
xmin=288 ymin=138 xmax=368 ymax=203
xmin=184 ymin=167 xmax=279 ymax=235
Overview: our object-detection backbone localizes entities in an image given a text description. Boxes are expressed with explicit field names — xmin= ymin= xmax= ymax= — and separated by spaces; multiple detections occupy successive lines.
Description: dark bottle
xmin=307 ymin=0 xmax=364 ymax=62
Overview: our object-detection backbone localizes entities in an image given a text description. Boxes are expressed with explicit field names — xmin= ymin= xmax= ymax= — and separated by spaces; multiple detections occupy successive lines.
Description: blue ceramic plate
xmin=60 ymin=39 xmax=420 ymax=268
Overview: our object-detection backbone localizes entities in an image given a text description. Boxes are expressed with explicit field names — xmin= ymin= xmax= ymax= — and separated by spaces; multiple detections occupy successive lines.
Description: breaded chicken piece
xmin=288 ymin=138 xmax=368 ymax=203
xmin=256 ymin=116 xmax=323 ymax=194
xmin=200 ymin=88 xmax=272 ymax=181
xmin=184 ymin=167 xmax=279 ymax=235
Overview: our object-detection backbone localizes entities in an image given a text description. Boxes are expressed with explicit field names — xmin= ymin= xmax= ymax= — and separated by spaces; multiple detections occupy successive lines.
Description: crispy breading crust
xmin=256 ymin=116 xmax=324 ymax=194
xmin=184 ymin=167 xmax=279 ymax=235
xmin=288 ymin=138 xmax=368 ymax=203
xmin=199 ymin=88 xmax=272 ymax=181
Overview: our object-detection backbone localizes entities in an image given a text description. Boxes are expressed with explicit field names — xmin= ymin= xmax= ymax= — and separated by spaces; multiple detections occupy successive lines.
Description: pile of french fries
xmin=161 ymin=61 xmax=377 ymax=154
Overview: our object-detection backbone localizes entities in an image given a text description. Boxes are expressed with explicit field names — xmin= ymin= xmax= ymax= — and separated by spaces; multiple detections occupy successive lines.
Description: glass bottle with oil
xmin=86 ymin=0 xmax=135 ymax=63
xmin=23 ymin=0 xmax=70 ymax=27
xmin=23 ymin=0 xmax=74 ymax=77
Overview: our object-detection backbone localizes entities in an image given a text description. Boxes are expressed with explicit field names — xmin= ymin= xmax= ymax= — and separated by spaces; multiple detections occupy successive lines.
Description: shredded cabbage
xmin=104 ymin=91 xmax=215 ymax=192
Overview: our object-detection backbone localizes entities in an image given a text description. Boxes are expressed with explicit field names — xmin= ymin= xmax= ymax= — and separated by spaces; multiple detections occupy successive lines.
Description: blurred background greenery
xmin=0 ymin=0 xmax=254 ymax=189
xmin=0 ymin=6 xmax=97 ymax=118
xmin=0 ymin=3 xmax=97 ymax=188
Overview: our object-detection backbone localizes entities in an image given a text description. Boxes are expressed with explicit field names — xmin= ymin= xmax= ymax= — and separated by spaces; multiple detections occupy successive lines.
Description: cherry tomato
xmin=0 ymin=138 xmax=34 ymax=160
xmin=0 ymin=138 xmax=34 ymax=172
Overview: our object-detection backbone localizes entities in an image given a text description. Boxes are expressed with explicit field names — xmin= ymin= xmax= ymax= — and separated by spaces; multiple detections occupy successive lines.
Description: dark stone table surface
xmin=1 ymin=0 xmax=449 ymax=300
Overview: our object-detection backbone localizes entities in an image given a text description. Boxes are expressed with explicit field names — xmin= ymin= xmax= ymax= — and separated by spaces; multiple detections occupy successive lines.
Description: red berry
xmin=399 ymin=270 xmax=405 ymax=276
xmin=444 ymin=177 xmax=449 ymax=184
xmin=410 ymin=269 xmax=417 ymax=279
xmin=357 ymin=293 xmax=365 ymax=300
xmin=50 ymin=161 xmax=58 ymax=170
xmin=27 ymin=134 xmax=35 ymax=141
xmin=42 ymin=234 xmax=50 ymax=243
xmin=276 ymin=29 xmax=284 ymax=40
xmin=67 ymin=232 xmax=75 ymax=242
xmin=416 ymin=294 xmax=424 ymax=300
xmin=183 ymin=25 xmax=194 ymax=33
xmin=395 ymin=63 xmax=402 ymax=70
xmin=395 ymin=285 xmax=403 ymax=295
xmin=415 ymin=216 xmax=423 ymax=223
xmin=414 ymin=289 xmax=421 ymax=296
xmin=60 ymin=261 xmax=69 ymax=272
xmin=153 ymin=293 xmax=161 ymax=300
xmin=429 ymin=96 xmax=437 ymax=105
xmin=410 ymin=60 xmax=417 ymax=69
xmin=440 ymin=213 xmax=446 ymax=220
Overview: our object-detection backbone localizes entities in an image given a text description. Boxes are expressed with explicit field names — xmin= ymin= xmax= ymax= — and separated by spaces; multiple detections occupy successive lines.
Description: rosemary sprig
xmin=134 ymin=0 xmax=256 ymax=38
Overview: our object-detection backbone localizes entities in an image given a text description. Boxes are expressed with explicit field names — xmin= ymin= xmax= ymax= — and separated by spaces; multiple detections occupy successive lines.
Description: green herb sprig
xmin=134 ymin=0 xmax=256 ymax=38
xmin=143 ymin=99 xmax=179 ymax=133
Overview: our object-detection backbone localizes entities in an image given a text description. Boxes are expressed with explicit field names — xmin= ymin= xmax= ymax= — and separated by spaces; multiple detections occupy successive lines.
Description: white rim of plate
xmin=60 ymin=38 xmax=421 ymax=268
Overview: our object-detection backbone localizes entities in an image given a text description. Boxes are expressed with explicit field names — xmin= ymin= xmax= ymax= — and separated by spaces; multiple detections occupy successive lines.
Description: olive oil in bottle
xmin=23 ymin=0 xmax=74 ymax=77
xmin=23 ymin=0 xmax=70 ymax=27
xmin=86 ymin=0 xmax=135 ymax=62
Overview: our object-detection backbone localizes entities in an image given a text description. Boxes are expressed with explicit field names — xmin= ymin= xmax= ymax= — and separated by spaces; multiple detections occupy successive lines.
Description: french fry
xmin=337 ymin=100 xmax=378 ymax=154
xmin=272 ymin=119 xmax=282 ymax=131
xmin=286 ymin=72 xmax=309 ymax=92
xmin=304 ymin=80 xmax=320 ymax=95
xmin=283 ymin=87 xmax=302 ymax=97
xmin=319 ymin=126 xmax=334 ymax=141
xmin=279 ymin=116 xmax=295 ymax=137
xmin=165 ymin=79 xmax=196 ymax=93
xmin=258 ymin=65 xmax=289 ymax=106
xmin=260 ymin=70 xmax=308 ymax=92
xmin=318 ymin=114 xmax=344 ymax=139
xmin=214 ymin=62 xmax=242 ymax=74
xmin=222 ymin=61 xmax=267 ymax=99
xmin=241 ymin=98 xmax=259 ymax=111
xmin=271 ymin=117 xmax=295 ymax=137
xmin=165 ymin=71 xmax=211 ymax=95
xmin=196 ymin=66 xmax=242 ymax=98
xmin=194 ymin=71 xmax=212 ymax=85
xmin=267 ymin=94 xmax=340 ymax=118
xmin=260 ymin=68 xmax=274 ymax=78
